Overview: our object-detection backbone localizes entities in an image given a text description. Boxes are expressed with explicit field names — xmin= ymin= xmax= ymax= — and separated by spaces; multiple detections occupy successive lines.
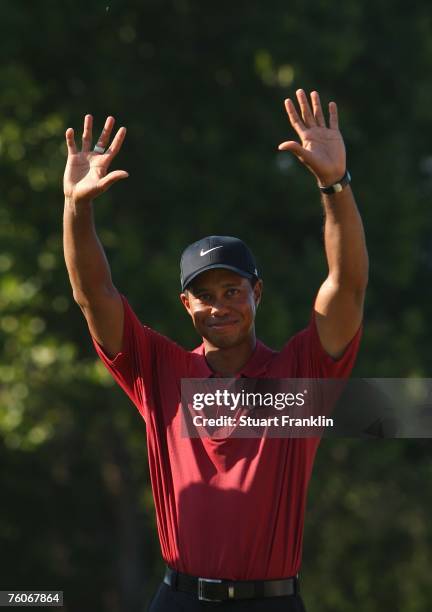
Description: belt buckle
xmin=197 ymin=577 xmax=223 ymax=602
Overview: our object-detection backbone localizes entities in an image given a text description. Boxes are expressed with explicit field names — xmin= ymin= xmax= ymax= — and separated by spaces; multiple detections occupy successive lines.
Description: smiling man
xmin=63 ymin=89 xmax=368 ymax=611
xmin=179 ymin=236 xmax=263 ymax=375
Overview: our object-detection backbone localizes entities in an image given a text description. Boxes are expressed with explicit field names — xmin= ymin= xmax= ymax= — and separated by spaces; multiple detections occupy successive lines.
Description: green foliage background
xmin=1 ymin=0 xmax=432 ymax=610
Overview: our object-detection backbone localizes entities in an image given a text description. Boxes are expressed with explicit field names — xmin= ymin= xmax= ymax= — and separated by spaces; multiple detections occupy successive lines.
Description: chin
xmin=206 ymin=331 xmax=243 ymax=349
xmin=211 ymin=338 xmax=237 ymax=349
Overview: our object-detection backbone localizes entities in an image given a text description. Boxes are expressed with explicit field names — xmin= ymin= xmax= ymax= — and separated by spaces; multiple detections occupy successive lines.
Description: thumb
xmin=98 ymin=170 xmax=129 ymax=193
xmin=277 ymin=141 xmax=312 ymax=164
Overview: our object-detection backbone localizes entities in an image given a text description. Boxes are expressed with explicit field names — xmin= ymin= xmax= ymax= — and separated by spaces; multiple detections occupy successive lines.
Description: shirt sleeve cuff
xmin=90 ymin=293 xmax=130 ymax=366
xmin=310 ymin=309 xmax=363 ymax=364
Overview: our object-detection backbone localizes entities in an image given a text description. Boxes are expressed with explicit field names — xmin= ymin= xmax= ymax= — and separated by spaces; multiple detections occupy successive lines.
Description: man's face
xmin=180 ymin=269 xmax=263 ymax=349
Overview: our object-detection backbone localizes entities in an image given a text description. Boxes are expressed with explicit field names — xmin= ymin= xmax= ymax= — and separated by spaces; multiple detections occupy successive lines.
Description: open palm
xmin=63 ymin=115 xmax=128 ymax=203
xmin=278 ymin=89 xmax=346 ymax=187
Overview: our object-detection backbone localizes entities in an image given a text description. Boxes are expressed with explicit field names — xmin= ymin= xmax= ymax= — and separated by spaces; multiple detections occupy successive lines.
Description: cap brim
xmin=182 ymin=264 xmax=255 ymax=291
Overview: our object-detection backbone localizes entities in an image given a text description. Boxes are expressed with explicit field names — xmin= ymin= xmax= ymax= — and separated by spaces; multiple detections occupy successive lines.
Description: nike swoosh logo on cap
xmin=200 ymin=246 xmax=223 ymax=256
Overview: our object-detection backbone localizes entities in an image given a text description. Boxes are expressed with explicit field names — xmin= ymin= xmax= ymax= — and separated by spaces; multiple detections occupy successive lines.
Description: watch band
xmin=319 ymin=170 xmax=351 ymax=195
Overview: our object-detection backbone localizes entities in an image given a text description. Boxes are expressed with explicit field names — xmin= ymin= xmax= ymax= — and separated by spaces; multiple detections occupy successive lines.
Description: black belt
xmin=163 ymin=565 xmax=299 ymax=602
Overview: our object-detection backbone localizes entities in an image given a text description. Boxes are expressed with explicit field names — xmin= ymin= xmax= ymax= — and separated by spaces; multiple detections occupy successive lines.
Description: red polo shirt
xmin=91 ymin=294 xmax=361 ymax=580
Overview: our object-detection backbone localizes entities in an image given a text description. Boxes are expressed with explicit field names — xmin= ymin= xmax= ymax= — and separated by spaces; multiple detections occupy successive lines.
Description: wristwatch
xmin=319 ymin=170 xmax=351 ymax=195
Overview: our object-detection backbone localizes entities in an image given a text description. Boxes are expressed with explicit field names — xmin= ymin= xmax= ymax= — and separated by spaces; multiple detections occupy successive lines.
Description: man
xmin=63 ymin=89 xmax=368 ymax=611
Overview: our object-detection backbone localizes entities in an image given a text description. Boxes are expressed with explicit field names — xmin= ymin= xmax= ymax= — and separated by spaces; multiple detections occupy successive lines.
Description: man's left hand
xmin=278 ymin=89 xmax=346 ymax=187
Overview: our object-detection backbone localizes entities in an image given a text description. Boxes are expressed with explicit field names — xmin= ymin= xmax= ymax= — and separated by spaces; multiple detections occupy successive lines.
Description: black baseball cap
xmin=180 ymin=235 xmax=259 ymax=291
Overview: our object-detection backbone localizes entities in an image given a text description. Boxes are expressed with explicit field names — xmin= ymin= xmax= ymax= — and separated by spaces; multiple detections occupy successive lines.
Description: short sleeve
xmin=91 ymin=293 xmax=187 ymax=421
xmin=291 ymin=310 xmax=362 ymax=378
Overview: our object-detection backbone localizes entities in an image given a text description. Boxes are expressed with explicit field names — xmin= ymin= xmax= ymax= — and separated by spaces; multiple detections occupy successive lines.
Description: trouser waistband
xmin=163 ymin=565 xmax=299 ymax=602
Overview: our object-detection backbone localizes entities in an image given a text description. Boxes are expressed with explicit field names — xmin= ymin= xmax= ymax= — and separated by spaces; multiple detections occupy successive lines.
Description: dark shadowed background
xmin=1 ymin=0 xmax=432 ymax=610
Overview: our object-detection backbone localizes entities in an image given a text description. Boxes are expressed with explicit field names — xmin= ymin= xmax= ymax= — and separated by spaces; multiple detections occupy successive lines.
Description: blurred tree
xmin=1 ymin=0 xmax=432 ymax=610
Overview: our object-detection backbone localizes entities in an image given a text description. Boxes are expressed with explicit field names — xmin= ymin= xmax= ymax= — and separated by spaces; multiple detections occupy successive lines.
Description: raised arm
xmin=278 ymin=89 xmax=368 ymax=359
xmin=63 ymin=115 xmax=129 ymax=357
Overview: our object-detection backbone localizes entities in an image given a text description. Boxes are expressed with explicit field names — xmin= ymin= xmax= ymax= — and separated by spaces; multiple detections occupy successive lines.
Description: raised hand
xmin=63 ymin=115 xmax=128 ymax=204
xmin=278 ymin=89 xmax=346 ymax=187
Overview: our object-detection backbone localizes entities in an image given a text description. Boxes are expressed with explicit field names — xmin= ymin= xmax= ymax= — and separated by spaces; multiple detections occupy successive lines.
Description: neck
xmin=203 ymin=331 xmax=257 ymax=376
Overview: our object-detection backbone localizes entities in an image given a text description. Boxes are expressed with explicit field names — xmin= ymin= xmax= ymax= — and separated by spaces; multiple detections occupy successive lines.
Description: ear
xmin=253 ymin=279 xmax=263 ymax=308
xmin=180 ymin=291 xmax=193 ymax=317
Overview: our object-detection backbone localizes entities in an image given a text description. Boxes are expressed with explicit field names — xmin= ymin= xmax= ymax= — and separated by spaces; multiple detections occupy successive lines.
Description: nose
xmin=210 ymin=298 xmax=230 ymax=317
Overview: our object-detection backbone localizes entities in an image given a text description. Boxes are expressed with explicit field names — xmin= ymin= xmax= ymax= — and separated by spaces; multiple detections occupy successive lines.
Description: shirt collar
xmin=191 ymin=340 xmax=275 ymax=378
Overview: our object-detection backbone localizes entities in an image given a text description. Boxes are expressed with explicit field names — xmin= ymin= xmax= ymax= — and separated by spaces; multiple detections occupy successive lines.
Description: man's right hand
xmin=63 ymin=115 xmax=128 ymax=204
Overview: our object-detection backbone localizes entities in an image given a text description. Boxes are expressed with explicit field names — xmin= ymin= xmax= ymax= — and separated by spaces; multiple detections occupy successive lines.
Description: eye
xmin=226 ymin=288 xmax=240 ymax=297
xmin=197 ymin=293 xmax=211 ymax=302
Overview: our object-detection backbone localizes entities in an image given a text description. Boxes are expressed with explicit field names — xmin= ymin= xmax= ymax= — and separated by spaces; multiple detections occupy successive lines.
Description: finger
xmin=296 ymin=89 xmax=316 ymax=127
xmin=105 ymin=126 xmax=127 ymax=160
xmin=94 ymin=116 xmax=115 ymax=153
xmin=311 ymin=91 xmax=326 ymax=127
xmin=284 ymin=98 xmax=306 ymax=137
xmin=277 ymin=140 xmax=314 ymax=165
xmin=65 ymin=128 xmax=77 ymax=155
xmin=82 ymin=114 xmax=93 ymax=152
xmin=98 ymin=170 xmax=129 ymax=193
xmin=328 ymin=101 xmax=339 ymax=130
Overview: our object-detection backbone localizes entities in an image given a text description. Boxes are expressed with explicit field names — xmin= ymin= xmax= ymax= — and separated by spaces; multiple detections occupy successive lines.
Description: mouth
xmin=208 ymin=320 xmax=239 ymax=329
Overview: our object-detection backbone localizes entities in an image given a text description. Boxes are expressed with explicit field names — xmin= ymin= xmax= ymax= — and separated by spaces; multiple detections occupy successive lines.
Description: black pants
xmin=147 ymin=581 xmax=307 ymax=611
